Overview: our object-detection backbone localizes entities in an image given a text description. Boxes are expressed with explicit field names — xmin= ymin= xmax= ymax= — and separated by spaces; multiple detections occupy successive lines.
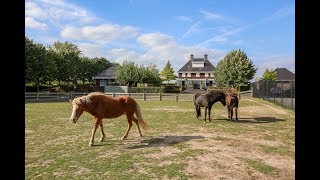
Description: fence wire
xmin=252 ymin=80 xmax=295 ymax=111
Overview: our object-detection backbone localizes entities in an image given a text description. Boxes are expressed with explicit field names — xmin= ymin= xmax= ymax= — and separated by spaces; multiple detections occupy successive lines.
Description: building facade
xmin=176 ymin=54 xmax=215 ymax=89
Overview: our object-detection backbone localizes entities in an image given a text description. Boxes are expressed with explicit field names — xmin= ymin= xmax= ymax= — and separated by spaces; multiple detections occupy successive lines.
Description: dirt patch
xmin=149 ymin=107 xmax=194 ymax=112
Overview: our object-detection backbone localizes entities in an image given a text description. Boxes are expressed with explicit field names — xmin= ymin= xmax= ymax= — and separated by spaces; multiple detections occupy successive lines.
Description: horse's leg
xmin=196 ymin=106 xmax=200 ymax=120
xmin=208 ymin=106 xmax=212 ymax=122
xmin=235 ymin=107 xmax=238 ymax=121
xmin=121 ymin=114 xmax=133 ymax=140
xmin=89 ymin=118 xmax=100 ymax=146
xmin=204 ymin=107 xmax=207 ymax=123
xmin=98 ymin=120 xmax=106 ymax=142
xmin=132 ymin=116 xmax=142 ymax=137
xmin=230 ymin=107 xmax=233 ymax=120
xmin=227 ymin=107 xmax=230 ymax=120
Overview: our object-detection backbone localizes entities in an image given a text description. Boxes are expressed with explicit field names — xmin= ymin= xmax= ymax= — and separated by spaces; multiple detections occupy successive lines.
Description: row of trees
xmin=25 ymin=36 xmax=176 ymax=91
xmin=26 ymin=35 xmax=261 ymax=91
xmin=25 ymin=37 xmax=111 ymax=91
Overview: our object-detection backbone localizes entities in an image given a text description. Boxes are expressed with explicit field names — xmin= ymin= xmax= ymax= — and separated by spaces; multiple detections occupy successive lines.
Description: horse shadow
xmin=126 ymin=135 xmax=205 ymax=149
xmin=217 ymin=117 xmax=286 ymax=123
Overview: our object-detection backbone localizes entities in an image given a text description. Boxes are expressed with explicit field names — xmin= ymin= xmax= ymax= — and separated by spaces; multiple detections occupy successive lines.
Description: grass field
xmin=25 ymin=98 xmax=295 ymax=179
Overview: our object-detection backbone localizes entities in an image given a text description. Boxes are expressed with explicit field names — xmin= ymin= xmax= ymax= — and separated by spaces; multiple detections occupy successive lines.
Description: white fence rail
xmin=25 ymin=91 xmax=252 ymax=103
xmin=25 ymin=92 xmax=195 ymax=103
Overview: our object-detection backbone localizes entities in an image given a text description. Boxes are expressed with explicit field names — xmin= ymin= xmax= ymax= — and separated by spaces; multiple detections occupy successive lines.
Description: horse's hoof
xmin=121 ymin=136 xmax=127 ymax=140
xmin=89 ymin=142 xmax=94 ymax=146
xmin=99 ymin=138 xmax=105 ymax=142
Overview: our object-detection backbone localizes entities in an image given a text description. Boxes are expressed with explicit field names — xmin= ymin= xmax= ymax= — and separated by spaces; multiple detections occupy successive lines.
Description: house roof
xmin=93 ymin=64 xmax=118 ymax=79
xmin=178 ymin=59 xmax=215 ymax=72
xmin=274 ymin=68 xmax=295 ymax=81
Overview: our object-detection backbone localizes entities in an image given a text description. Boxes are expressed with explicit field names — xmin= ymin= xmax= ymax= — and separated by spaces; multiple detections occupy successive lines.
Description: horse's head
xmin=219 ymin=92 xmax=227 ymax=106
xmin=69 ymin=96 xmax=89 ymax=124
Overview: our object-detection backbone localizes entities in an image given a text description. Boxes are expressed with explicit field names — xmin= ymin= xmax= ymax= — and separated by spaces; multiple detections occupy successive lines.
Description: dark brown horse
xmin=69 ymin=92 xmax=148 ymax=146
xmin=226 ymin=93 xmax=239 ymax=121
xmin=193 ymin=91 xmax=226 ymax=122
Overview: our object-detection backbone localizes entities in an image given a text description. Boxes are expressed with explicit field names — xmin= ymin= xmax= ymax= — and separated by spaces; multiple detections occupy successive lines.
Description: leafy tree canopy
xmin=262 ymin=68 xmax=277 ymax=81
xmin=214 ymin=49 xmax=257 ymax=87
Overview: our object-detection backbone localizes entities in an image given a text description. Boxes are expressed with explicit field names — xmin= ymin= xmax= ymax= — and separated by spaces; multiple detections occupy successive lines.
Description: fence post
xmin=57 ymin=92 xmax=59 ymax=102
xmin=281 ymin=81 xmax=283 ymax=106
xmin=112 ymin=93 xmax=115 ymax=98
xmin=176 ymin=93 xmax=179 ymax=102
xmin=291 ymin=80 xmax=294 ymax=111
xmin=267 ymin=80 xmax=269 ymax=101
xmin=143 ymin=93 xmax=146 ymax=101
xmin=159 ymin=93 xmax=162 ymax=101
xmin=36 ymin=93 xmax=39 ymax=102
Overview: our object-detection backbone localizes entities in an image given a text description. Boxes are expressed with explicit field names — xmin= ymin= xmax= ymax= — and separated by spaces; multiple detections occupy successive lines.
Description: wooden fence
xmin=25 ymin=90 xmax=252 ymax=103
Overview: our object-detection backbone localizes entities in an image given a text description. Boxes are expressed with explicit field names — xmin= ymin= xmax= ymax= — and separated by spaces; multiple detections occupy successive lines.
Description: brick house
xmin=176 ymin=54 xmax=215 ymax=89
xmin=274 ymin=68 xmax=295 ymax=91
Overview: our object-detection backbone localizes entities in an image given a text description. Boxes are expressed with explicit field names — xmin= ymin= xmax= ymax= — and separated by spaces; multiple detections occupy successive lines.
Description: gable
xmin=274 ymin=68 xmax=295 ymax=81
xmin=178 ymin=60 xmax=215 ymax=72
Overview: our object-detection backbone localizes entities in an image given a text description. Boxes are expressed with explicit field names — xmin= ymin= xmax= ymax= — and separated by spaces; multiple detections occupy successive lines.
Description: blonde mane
xmin=73 ymin=95 xmax=92 ymax=105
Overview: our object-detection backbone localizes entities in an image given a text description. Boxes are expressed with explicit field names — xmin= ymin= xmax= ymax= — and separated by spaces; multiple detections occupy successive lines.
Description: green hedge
xmin=128 ymin=87 xmax=165 ymax=93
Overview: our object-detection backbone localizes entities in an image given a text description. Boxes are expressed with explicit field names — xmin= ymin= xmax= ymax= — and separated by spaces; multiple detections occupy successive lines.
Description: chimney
xmin=190 ymin=54 xmax=194 ymax=60
xmin=204 ymin=54 xmax=208 ymax=60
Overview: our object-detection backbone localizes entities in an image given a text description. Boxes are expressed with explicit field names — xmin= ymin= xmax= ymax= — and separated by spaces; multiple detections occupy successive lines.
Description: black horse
xmin=193 ymin=91 xmax=227 ymax=122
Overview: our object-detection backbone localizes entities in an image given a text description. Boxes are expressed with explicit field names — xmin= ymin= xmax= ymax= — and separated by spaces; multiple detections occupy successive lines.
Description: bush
xmin=129 ymin=87 xmax=165 ymax=93
xmin=163 ymin=85 xmax=182 ymax=93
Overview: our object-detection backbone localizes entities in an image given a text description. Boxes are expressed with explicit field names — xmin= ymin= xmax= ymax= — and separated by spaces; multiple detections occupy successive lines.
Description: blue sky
xmin=25 ymin=0 xmax=295 ymax=80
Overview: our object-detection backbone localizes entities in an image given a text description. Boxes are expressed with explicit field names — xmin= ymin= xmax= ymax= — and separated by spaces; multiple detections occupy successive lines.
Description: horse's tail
xmin=135 ymin=101 xmax=148 ymax=130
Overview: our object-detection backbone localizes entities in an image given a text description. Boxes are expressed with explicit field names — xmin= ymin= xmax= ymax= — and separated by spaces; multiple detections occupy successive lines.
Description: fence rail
xmin=25 ymin=92 xmax=195 ymax=103
xmin=25 ymin=91 xmax=253 ymax=103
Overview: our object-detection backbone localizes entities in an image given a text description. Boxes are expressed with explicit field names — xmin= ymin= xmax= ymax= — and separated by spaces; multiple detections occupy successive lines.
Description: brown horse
xmin=69 ymin=92 xmax=148 ymax=146
xmin=226 ymin=93 xmax=239 ymax=121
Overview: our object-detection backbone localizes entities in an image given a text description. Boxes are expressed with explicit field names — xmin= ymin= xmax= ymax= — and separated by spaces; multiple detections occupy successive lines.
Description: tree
xmin=25 ymin=37 xmax=56 ymax=91
xmin=49 ymin=41 xmax=82 ymax=85
xmin=140 ymin=64 xmax=162 ymax=85
xmin=161 ymin=60 xmax=175 ymax=83
xmin=214 ymin=49 xmax=257 ymax=88
xmin=262 ymin=68 xmax=277 ymax=80
xmin=115 ymin=61 xmax=140 ymax=86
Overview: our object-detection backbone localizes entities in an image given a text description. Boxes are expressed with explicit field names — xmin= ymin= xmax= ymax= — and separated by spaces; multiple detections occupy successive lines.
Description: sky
xmin=25 ymin=0 xmax=295 ymax=81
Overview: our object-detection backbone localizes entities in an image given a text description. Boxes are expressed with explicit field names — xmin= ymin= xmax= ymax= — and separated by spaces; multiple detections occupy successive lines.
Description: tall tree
xmin=115 ymin=61 xmax=140 ymax=86
xmin=25 ymin=37 xmax=56 ymax=91
xmin=262 ymin=68 xmax=277 ymax=80
xmin=161 ymin=60 xmax=175 ymax=83
xmin=214 ymin=49 xmax=257 ymax=87
xmin=49 ymin=41 xmax=82 ymax=85
xmin=140 ymin=64 xmax=162 ymax=85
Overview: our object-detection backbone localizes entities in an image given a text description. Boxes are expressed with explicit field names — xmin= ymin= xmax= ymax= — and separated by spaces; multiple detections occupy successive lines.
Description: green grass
xmin=237 ymin=157 xmax=279 ymax=177
xmin=25 ymin=98 xmax=295 ymax=179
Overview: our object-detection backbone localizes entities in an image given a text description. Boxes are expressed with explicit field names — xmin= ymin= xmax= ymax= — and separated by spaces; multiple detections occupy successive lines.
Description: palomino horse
xmin=69 ymin=92 xmax=148 ymax=146
xmin=193 ymin=91 xmax=226 ymax=122
xmin=226 ymin=92 xmax=239 ymax=121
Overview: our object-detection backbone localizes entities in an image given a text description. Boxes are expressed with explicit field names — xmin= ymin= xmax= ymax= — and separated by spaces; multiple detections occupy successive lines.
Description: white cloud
xmin=25 ymin=17 xmax=48 ymax=30
xmin=196 ymin=25 xmax=249 ymax=47
xmin=200 ymin=10 xmax=222 ymax=20
xmin=78 ymin=43 xmax=107 ymax=58
xmin=61 ymin=24 xmax=139 ymax=43
xmin=175 ymin=16 xmax=192 ymax=21
xmin=137 ymin=33 xmax=176 ymax=47
xmin=25 ymin=0 xmax=97 ymax=29
xmin=25 ymin=2 xmax=48 ymax=19
xmin=182 ymin=21 xmax=202 ymax=39
xmin=254 ymin=55 xmax=295 ymax=80
xmin=264 ymin=4 xmax=295 ymax=22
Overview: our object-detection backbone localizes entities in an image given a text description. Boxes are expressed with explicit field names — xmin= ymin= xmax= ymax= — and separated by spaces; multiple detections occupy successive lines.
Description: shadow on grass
xmin=126 ymin=135 xmax=205 ymax=149
xmin=220 ymin=117 xmax=286 ymax=123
